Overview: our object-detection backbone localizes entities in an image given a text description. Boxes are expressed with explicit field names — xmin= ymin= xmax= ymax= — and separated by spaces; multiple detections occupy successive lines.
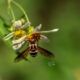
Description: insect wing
xmin=15 ymin=47 xmax=30 ymax=62
xmin=40 ymin=35 xmax=49 ymax=43
xmin=38 ymin=46 xmax=54 ymax=58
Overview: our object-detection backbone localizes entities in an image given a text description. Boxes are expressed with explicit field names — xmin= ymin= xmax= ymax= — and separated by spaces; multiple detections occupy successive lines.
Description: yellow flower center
xmin=14 ymin=29 xmax=26 ymax=39
xmin=28 ymin=26 xmax=34 ymax=34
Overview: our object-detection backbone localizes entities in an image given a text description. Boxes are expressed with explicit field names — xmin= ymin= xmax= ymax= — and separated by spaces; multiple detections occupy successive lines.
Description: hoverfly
xmin=4 ymin=19 xmax=30 ymax=50
xmin=15 ymin=24 xmax=59 ymax=62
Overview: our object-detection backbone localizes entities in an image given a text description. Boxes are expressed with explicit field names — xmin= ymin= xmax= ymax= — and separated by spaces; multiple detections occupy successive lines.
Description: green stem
xmin=8 ymin=0 xmax=16 ymax=22
xmin=10 ymin=6 xmax=16 ymax=22
xmin=12 ymin=0 xmax=30 ymax=23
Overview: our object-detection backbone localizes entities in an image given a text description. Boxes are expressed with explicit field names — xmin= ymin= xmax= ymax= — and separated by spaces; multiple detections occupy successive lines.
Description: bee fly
xmin=29 ymin=38 xmax=54 ymax=58
xmin=29 ymin=39 xmax=38 ymax=57
xmin=15 ymin=24 xmax=59 ymax=62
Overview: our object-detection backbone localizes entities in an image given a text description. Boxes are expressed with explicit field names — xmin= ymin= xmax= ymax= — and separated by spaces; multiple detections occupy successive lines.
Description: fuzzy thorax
xmin=27 ymin=33 xmax=41 ymax=41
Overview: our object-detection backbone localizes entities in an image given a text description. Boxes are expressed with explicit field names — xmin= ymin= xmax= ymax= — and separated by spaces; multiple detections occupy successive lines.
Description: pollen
xmin=27 ymin=33 xmax=33 ymax=41
xmin=28 ymin=26 xmax=34 ymax=34
xmin=14 ymin=29 xmax=26 ymax=39
xmin=8 ymin=25 xmax=14 ymax=31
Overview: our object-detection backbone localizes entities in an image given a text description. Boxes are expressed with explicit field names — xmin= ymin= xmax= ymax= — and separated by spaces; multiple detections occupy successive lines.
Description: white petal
xmin=12 ymin=35 xmax=27 ymax=44
xmin=38 ymin=28 xmax=59 ymax=33
xmin=3 ymin=32 xmax=14 ymax=40
xmin=51 ymin=28 xmax=59 ymax=32
xmin=14 ymin=20 xmax=22 ymax=28
xmin=13 ymin=41 xmax=25 ymax=50
xmin=33 ymin=24 xmax=42 ymax=32
xmin=21 ymin=22 xmax=31 ymax=29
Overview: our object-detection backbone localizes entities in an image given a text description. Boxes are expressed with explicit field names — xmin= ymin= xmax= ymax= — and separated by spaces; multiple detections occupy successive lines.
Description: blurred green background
xmin=0 ymin=0 xmax=80 ymax=80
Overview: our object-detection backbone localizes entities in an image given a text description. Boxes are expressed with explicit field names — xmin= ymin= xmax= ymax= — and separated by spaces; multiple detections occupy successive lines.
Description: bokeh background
xmin=0 ymin=0 xmax=80 ymax=80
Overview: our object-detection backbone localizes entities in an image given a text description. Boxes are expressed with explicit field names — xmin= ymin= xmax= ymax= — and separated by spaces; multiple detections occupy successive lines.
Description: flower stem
xmin=10 ymin=6 xmax=16 ymax=22
xmin=12 ymin=0 xmax=30 ymax=23
xmin=8 ymin=0 xmax=16 ymax=22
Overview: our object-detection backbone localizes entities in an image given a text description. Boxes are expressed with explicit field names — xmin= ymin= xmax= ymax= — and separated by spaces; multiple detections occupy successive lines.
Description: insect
xmin=4 ymin=19 xmax=30 ymax=50
xmin=3 ymin=0 xmax=59 ymax=62
xmin=15 ymin=24 xmax=59 ymax=62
